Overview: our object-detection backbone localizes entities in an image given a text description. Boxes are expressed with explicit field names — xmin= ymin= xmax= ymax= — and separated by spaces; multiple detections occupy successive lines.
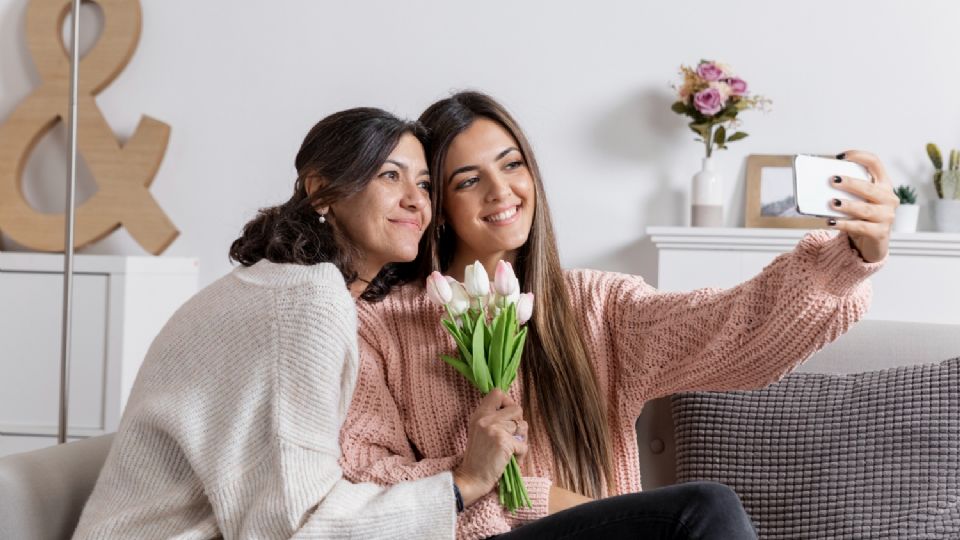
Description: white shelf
xmin=647 ymin=227 xmax=960 ymax=257
xmin=647 ymin=226 xmax=960 ymax=325
xmin=0 ymin=252 xmax=198 ymax=457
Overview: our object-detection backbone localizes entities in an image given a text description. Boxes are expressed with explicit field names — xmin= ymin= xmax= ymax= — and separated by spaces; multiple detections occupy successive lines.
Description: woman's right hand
xmin=453 ymin=389 xmax=528 ymax=507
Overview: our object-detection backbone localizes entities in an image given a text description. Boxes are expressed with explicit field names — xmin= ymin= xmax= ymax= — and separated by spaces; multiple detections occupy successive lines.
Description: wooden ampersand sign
xmin=0 ymin=0 xmax=178 ymax=255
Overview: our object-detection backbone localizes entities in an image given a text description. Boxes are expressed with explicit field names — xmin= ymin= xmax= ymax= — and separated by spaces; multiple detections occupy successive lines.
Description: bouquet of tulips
xmin=426 ymin=260 xmax=534 ymax=512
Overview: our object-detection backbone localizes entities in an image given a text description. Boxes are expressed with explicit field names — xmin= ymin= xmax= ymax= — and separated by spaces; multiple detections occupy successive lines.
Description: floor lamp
xmin=58 ymin=0 xmax=82 ymax=445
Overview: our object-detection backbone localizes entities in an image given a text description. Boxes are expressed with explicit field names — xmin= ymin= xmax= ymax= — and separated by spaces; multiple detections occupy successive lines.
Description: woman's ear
xmin=305 ymin=174 xmax=326 ymax=197
xmin=305 ymin=175 xmax=330 ymax=215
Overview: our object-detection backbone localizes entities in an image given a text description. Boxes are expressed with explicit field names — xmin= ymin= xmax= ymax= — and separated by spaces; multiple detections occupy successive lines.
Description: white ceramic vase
xmin=933 ymin=199 xmax=960 ymax=232
xmin=691 ymin=157 xmax=723 ymax=227
xmin=892 ymin=204 xmax=919 ymax=233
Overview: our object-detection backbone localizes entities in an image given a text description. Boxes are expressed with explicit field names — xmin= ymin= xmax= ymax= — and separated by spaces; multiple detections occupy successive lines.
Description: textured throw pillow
xmin=671 ymin=357 xmax=960 ymax=540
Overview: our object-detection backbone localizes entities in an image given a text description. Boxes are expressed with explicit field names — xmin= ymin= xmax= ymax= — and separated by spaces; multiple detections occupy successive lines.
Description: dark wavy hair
xmin=229 ymin=107 xmax=429 ymax=301
xmin=417 ymin=91 xmax=614 ymax=498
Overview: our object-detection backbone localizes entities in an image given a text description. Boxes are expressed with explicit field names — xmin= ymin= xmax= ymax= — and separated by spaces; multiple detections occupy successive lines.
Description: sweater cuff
xmin=810 ymin=231 xmax=885 ymax=296
xmin=505 ymin=476 xmax=552 ymax=525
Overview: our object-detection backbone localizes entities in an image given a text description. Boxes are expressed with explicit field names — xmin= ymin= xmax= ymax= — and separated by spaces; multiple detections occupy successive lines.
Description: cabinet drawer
xmin=0 ymin=271 xmax=107 ymax=435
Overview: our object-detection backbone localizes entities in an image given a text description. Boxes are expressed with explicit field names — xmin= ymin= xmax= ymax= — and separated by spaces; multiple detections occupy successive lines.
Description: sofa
xmin=2 ymin=320 xmax=958 ymax=539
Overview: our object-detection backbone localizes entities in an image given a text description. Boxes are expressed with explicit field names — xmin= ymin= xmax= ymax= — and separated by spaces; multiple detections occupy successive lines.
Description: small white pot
xmin=933 ymin=199 xmax=960 ymax=233
xmin=892 ymin=204 xmax=919 ymax=233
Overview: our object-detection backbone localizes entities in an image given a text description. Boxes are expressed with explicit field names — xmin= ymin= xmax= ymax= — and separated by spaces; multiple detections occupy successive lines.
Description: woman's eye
xmin=380 ymin=170 xmax=400 ymax=180
xmin=455 ymin=177 xmax=479 ymax=190
xmin=417 ymin=180 xmax=432 ymax=191
xmin=505 ymin=160 xmax=524 ymax=170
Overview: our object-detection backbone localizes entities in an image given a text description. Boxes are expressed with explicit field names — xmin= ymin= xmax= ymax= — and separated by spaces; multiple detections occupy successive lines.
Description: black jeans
xmin=489 ymin=481 xmax=757 ymax=540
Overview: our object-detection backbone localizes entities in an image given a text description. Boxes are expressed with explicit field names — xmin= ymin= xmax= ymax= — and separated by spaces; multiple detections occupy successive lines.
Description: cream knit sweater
xmin=73 ymin=260 xmax=456 ymax=539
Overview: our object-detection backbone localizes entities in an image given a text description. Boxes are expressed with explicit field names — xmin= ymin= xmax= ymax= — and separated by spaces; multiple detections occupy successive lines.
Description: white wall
xmin=2 ymin=0 xmax=958 ymax=287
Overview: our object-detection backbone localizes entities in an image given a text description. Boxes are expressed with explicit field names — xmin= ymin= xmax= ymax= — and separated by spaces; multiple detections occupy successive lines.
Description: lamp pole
xmin=58 ymin=0 xmax=82 ymax=445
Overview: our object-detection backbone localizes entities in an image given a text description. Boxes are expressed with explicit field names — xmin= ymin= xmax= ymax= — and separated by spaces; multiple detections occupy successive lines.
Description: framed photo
xmin=744 ymin=154 xmax=826 ymax=229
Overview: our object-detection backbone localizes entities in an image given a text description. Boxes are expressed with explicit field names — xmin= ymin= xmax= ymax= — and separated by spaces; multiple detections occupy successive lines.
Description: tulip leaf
xmin=504 ymin=327 xmax=527 ymax=388
xmin=489 ymin=312 xmax=506 ymax=388
xmin=440 ymin=354 xmax=475 ymax=384
xmin=472 ymin=312 xmax=491 ymax=392
xmin=462 ymin=310 xmax=476 ymax=335
xmin=442 ymin=319 xmax=464 ymax=343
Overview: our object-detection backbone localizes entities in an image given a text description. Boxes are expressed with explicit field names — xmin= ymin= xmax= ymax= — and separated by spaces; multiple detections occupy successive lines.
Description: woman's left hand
xmin=828 ymin=150 xmax=899 ymax=263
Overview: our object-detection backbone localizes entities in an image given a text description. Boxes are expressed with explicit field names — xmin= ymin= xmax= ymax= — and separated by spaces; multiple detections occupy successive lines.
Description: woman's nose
xmin=402 ymin=180 xmax=429 ymax=210
xmin=484 ymin=172 xmax=512 ymax=202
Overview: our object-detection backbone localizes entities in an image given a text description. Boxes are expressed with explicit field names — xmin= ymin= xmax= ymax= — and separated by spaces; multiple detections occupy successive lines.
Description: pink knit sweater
xmin=340 ymin=231 xmax=884 ymax=540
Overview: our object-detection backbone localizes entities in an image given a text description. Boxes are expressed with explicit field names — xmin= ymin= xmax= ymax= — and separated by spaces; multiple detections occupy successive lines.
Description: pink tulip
xmin=516 ymin=293 xmax=534 ymax=325
xmin=494 ymin=261 xmax=519 ymax=297
xmin=426 ymin=271 xmax=453 ymax=306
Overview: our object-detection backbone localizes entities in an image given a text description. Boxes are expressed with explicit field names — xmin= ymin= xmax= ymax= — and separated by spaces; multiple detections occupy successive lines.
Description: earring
xmin=318 ymin=213 xmax=326 ymax=224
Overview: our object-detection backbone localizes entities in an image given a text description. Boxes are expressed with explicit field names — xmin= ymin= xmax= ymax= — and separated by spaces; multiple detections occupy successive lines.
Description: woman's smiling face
xmin=442 ymin=117 xmax=536 ymax=263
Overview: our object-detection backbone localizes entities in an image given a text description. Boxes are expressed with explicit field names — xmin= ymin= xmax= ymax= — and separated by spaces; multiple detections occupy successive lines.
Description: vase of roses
xmin=671 ymin=60 xmax=770 ymax=227
xmin=425 ymin=260 xmax=534 ymax=512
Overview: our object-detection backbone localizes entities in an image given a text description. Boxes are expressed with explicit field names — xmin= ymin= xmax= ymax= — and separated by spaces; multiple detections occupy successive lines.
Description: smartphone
xmin=793 ymin=154 xmax=870 ymax=219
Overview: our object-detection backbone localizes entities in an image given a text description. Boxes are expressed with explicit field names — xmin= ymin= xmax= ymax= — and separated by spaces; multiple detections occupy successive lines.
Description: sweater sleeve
xmin=594 ymin=230 xmax=884 ymax=411
xmin=205 ymin=284 xmax=458 ymax=539
xmin=339 ymin=335 xmax=551 ymax=539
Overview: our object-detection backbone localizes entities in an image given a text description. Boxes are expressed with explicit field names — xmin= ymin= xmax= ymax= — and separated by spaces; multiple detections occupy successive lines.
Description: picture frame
xmin=744 ymin=154 xmax=826 ymax=229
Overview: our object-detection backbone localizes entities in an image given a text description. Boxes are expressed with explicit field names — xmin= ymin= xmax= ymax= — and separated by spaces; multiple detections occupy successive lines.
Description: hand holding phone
xmin=793 ymin=154 xmax=871 ymax=219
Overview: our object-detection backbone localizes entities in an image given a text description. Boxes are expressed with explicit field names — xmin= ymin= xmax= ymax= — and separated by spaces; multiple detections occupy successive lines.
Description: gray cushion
xmin=0 ymin=434 xmax=114 ymax=540
xmin=671 ymin=357 xmax=960 ymax=539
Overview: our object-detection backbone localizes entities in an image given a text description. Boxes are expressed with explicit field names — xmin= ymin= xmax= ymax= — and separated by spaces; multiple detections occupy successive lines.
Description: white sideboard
xmin=648 ymin=227 xmax=960 ymax=325
xmin=0 ymin=252 xmax=198 ymax=457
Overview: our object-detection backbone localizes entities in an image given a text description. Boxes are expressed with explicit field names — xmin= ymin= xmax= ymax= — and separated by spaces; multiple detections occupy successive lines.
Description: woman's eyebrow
xmin=447 ymin=147 xmax=520 ymax=184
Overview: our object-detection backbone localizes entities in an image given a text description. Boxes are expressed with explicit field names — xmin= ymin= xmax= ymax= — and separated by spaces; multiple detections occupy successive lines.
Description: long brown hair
xmin=417 ymin=92 xmax=613 ymax=497
xmin=229 ymin=107 xmax=429 ymax=301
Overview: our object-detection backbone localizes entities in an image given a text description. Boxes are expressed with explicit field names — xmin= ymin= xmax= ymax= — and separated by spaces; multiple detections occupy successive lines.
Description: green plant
xmin=894 ymin=185 xmax=917 ymax=205
xmin=926 ymin=143 xmax=960 ymax=199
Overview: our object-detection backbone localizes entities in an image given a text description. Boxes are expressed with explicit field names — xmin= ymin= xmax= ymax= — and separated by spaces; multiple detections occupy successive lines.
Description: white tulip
xmin=464 ymin=261 xmax=490 ymax=297
xmin=516 ymin=293 xmax=534 ymax=325
xmin=445 ymin=277 xmax=470 ymax=316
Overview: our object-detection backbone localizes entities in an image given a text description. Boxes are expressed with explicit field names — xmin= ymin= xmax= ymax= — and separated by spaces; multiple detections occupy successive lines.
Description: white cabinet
xmin=648 ymin=227 xmax=960 ymax=325
xmin=0 ymin=252 xmax=198 ymax=457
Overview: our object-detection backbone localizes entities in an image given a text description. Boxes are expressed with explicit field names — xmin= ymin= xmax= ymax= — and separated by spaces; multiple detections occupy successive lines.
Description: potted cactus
xmin=892 ymin=185 xmax=919 ymax=233
xmin=926 ymin=143 xmax=960 ymax=232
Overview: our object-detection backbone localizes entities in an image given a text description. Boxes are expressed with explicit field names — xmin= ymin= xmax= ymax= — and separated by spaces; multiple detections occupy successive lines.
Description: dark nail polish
xmin=832 ymin=176 xmax=842 ymax=184
xmin=827 ymin=218 xmax=837 ymax=226
xmin=836 ymin=153 xmax=846 ymax=160
xmin=832 ymin=198 xmax=842 ymax=207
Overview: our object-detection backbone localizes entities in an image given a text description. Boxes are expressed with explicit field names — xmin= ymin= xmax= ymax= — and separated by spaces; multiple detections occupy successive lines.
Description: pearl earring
xmin=318 ymin=213 xmax=326 ymax=224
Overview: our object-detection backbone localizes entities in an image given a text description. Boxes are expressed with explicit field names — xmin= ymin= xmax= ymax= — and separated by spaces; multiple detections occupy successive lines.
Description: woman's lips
xmin=388 ymin=218 xmax=421 ymax=231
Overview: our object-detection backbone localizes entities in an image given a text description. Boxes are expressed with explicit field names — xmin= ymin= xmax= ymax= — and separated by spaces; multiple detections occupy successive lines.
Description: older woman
xmin=73 ymin=108 xmax=526 ymax=539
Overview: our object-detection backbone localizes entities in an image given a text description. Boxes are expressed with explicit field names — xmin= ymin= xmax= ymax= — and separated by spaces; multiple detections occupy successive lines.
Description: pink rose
xmin=693 ymin=87 xmax=725 ymax=116
xmin=726 ymin=77 xmax=748 ymax=96
xmin=696 ymin=62 xmax=725 ymax=81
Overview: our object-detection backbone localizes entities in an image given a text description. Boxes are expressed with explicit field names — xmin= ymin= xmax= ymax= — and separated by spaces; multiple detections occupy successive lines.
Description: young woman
xmin=339 ymin=92 xmax=898 ymax=539
xmin=73 ymin=107 xmax=526 ymax=540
